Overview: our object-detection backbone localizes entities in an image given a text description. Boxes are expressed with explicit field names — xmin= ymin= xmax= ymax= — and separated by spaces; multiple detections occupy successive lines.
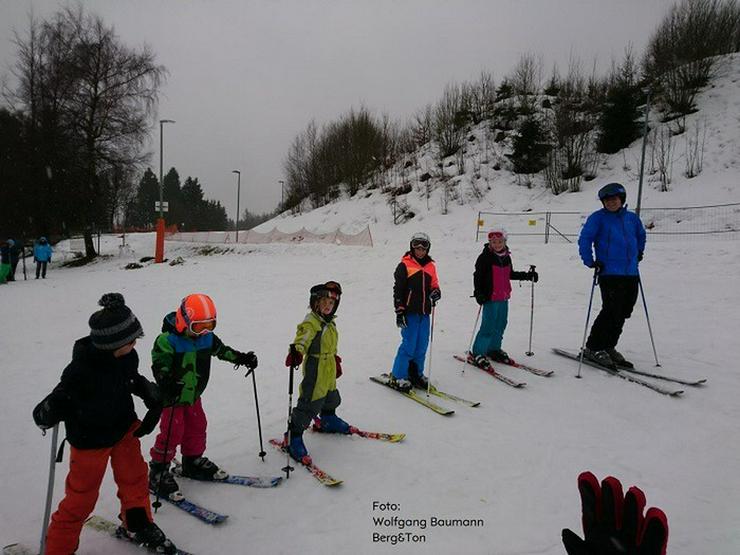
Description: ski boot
xmin=408 ymin=361 xmax=429 ymax=389
xmin=582 ymin=348 xmax=616 ymax=369
xmin=606 ymin=348 xmax=633 ymax=368
xmin=389 ymin=375 xmax=412 ymax=392
xmin=285 ymin=433 xmax=310 ymax=463
xmin=148 ymin=461 xmax=180 ymax=498
xmin=181 ymin=455 xmax=228 ymax=481
xmin=123 ymin=508 xmax=177 ymax=554
xmin=315 ymin=413 xmax=351 ymax=434
xmin=488 ymin=349 xmax=511 ymax=364
xmin=470 ymin=353 xmax=491 ymax=369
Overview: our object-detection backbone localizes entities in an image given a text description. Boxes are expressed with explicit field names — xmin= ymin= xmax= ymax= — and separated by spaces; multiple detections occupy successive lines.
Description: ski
xmin=172 ymin=460 xmax=283 ymax=488
xmin=150 ymin=489 xmax=228 ymax=524
xmin=453 ymin=354 xmax=526 ymax=388
xmin=369 ymin=374 xmax=455 ymax=415
xmin=311 ymin=422 xmax=406 ymax=442
xmin=424 ymin=384 xmax=481 ymax=407
xmin=85 ymin=515 xmax=194 ymax=554
xmin=619 ymin=367 xmax=706 ymax=386
xmin=3 ymin=544 xmax=35 ymax=555
xmin=497 ymin=357 xmax=554 ymax=377
xmin=551 ymin=349 xmax=684 ymax=397
xmin=268 ymin=438 xmax=343 ymax=486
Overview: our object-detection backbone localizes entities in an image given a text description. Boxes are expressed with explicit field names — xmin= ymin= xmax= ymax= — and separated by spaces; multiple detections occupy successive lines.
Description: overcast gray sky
xmin=1 ymin=0 xmax=676 ymax=215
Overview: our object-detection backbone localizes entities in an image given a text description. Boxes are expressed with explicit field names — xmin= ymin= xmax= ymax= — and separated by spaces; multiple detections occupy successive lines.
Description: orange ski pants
xmin=45 ymin=423 xmax=152 ymax=555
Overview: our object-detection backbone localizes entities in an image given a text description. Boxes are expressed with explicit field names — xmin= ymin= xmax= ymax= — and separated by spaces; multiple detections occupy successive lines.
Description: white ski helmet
xmin=409 ymin=232 xmax=431 ymax=252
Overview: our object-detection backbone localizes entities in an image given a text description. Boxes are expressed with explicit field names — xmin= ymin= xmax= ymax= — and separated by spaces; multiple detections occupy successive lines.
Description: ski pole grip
xmin=288 ymin=344 xmax=298 ymax=394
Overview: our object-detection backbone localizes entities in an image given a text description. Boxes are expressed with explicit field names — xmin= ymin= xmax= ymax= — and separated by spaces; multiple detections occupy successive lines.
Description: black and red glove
xmin=335 ymin=355 xmax=342 ymax=378
xmin=285 ymin=350 xmax=303 ymax=368
xmin=562 ymin=471 xmax=668 ymax=555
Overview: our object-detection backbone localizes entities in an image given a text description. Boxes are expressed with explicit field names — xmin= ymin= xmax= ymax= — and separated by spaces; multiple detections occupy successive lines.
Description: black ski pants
xmin=586 ymin=275 xmax=639 ymax=351
xmin=36 ymin=261 xmax=48 ymax=278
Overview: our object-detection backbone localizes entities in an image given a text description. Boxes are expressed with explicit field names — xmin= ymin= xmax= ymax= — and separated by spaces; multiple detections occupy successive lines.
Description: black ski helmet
xmin=309 ymin=281 xmax=342 ymax=316
xmin=598 ymin=182 xmax=627 ymax=205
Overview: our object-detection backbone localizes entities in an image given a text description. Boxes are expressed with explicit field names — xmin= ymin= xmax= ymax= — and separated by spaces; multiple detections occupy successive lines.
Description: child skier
xmin=390 ymin=232 xmax=441 ymax=391
xmin=283 ymin=281 xmax=349 ymax=462
xmin=32 ymin=293 xmax=177 ymax=555
xmin=470 ymin=228 xmax=538 ymax=366
xmin=148 ymin=293 xmax=258 ymax=496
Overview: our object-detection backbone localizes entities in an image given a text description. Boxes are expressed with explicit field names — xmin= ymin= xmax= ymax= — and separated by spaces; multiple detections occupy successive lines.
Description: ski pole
xmin=283 ymin=344 xmax=298 ymax=479
xmin=152 ymin=405 xmax=176 ymax=512
xmin=576 ymin=268 xmax=599 ymax=379
xmin=526 ymin=264 xmax=536 ymax=356
xmin=250 ymin=368 xmax=267 ymax=460
xmin=638 ymin=274 xmax=661 ymax=367
xmin=425 ymin=304 xmax=436 ymax=397
xmin=39 ymin=423 xmax=60 ymax=555
xmin=464 ymin=303 xmax=483 ymax=375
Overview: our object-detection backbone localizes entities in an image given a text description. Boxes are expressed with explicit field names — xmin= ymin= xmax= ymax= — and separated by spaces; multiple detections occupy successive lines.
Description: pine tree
xmin=511 ymin=116 xmax=551 ymax=174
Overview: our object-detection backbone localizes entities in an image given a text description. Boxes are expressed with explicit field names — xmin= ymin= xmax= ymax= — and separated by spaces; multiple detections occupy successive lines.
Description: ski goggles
xmin=189 ymin=319 xmax=216 ymax=335
xmin=411 ymin=240 xmax=430 ymax=250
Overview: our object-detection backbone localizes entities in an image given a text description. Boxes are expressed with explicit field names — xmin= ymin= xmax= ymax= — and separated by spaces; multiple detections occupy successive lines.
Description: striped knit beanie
xmin=88 ymin=293 xmax=144 ymax=350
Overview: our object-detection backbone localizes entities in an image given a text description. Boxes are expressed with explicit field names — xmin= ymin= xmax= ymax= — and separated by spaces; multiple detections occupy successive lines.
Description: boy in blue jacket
xmin=578 ymin=183 xmax=646 ymax=369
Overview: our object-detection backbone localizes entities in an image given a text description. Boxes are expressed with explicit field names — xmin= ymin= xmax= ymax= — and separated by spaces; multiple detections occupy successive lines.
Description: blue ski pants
xmin=472 ymin=300 xmax=509 ymax=356
xmin=391 ymin=313 xmax=430 ymax=379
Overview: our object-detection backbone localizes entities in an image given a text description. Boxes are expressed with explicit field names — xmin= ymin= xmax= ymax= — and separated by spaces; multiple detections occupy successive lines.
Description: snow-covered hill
xmin=1 ymin=55 xmax=739 ymax=555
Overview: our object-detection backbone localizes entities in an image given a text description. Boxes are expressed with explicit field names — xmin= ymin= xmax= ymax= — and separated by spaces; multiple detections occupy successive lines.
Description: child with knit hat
xmin=470 ymin=228 xmax=538 ymax=367
xmin=32 ymin=293 xmax=177 ymax=554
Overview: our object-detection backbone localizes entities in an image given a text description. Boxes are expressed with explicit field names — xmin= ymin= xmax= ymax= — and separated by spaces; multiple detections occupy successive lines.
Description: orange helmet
xmin=175 ymin=293 xmax=217 ymax=335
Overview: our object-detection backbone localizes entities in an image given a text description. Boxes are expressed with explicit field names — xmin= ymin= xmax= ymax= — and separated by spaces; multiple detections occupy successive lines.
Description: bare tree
xmin=11 ymin=5 xmax=165 ymax=257
xmin=684 ymin=117 xmax=707 ymax=178
xmin=434 ymin=83 xmax=465 ymax=158
xmin=511 ymin=52 xmax=543 ymax=113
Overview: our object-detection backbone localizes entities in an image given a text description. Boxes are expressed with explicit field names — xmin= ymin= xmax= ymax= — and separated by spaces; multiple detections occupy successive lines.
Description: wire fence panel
xmin=477 ymin=202 xmax=740 ymax=243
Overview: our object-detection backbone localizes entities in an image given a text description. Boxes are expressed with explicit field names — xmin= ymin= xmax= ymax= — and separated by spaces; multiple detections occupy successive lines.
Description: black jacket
xmin=32 ymin=337 xmax=161 ymax=449
xmin=393 ymin=252 xmax=440 ymax=315
xmin=473 ymin=244 xmax=530 ymax=304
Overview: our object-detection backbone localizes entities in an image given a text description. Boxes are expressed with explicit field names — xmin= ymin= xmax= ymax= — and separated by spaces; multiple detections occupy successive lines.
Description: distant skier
xmin=470 ymin=228 xmax=538 ymax=367
xmin=0 ymin=239 xmax=12 ymax=283
xmin=389 ymin=232 xmax=441 ymax=392
xmin=147 ymin=293 xmax=258 ymax=496
xmin=578 ymin=182 xmax=646 ymax=368
xmin=283 ymin=281 xmax=350 ymax=462
xmin=34 ymin=236 xmax=53 ymax=279
xmin=32 ymin=293 xmax=177 ymax=555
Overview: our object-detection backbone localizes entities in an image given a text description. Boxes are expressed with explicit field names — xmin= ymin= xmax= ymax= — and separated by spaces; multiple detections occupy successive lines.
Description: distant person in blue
xmin=34 ymin=236 xmax=53 ymax=279
xmin=0 ymin=239 xmax=11 ymax=284
xmin=578 ymin=183 xmax=646 ymax=369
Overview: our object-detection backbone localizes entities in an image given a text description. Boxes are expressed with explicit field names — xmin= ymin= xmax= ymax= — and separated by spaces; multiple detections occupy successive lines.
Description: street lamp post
xmin=279 ymin=180 xmax=285 ymax=206
xmin=232 ymin=170 xmax=241 ymax=242
xmin=155 ymin=119 xmax=175 ymax=263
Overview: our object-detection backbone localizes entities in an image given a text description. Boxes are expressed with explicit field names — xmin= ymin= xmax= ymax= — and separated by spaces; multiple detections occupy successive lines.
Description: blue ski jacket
xmin=578 ymin=205 xmax=646 ymax=276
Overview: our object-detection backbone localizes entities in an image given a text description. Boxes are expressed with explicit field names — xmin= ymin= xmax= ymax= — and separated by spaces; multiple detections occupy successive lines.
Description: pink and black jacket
xmin=473 ymin=245 xmax=530 ymax=305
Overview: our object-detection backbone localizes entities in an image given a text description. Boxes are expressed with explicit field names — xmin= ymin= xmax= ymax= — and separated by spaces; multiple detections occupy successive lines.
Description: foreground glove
xmin=335 ymin=355 xmax=343 ymax=378
xmin=475 ymin=294 xmax=487 ymax=305
xmin=590 ymin=261 xmax=605 ymax=274
xmin=138 ymin=378 xmax=162 ymax=410
xmin=234 ymin=350 xmax=258 ymax=370
xmin=134 ymin=408 xmax=162 ymax=438
xmin=32 ymin=390 xmax=69 ymax=431
xmin=396 ymin=311 xmax=407 ymax=329
xmin=429 ymin=288 xmax=441 ymax=304
xmin=562 ymin=471 xmax=668 ymax=555
xmin=285 ymin=350 xmax=303 ymax=368
xmin=528 ymin=270 xmax=539 ymax=283
xmin=638 ymin=251 xmax=644 ymax=262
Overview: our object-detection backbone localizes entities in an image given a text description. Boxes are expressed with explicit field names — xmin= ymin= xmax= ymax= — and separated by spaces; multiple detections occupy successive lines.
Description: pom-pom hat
xmin=88 ymin=293 xmax=144 ymax=350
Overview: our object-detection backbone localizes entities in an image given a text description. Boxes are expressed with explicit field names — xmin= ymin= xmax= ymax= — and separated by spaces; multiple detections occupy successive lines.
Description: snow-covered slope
xmin=1 ymin=56 xmax=739 ymax=555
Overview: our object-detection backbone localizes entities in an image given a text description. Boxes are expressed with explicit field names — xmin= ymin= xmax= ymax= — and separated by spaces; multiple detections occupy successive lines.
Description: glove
xmin=562 ymin=471 xmax=668 ymax=555
xmin=429 ymin=288 xmax=441 ymax=304
xmin=234 ymin=350 xmax=258 ymax=370
xmin=335 ymin=355 xmax=343 ymax=378
xmin=475 ymin=294 xmax=487 ymax=305
xmin=133 ymin=408 xmax=161 ymax=438
xmin=285 ymin=350 xmax=303 ymax=367
xmin=528 ymin=270 xmax=539 ymax=283
xmin=396 ymin=311 xmax=407 ymax=329
xmin=32 ymin=391 xmax=68 ymax=431
xmin=590 ymin=261 xmax=605 ymax=274
xmin=138 ymin=378 xmax=162 ymax=410
xmin=638 ymin=251 xmax=644 ymax=262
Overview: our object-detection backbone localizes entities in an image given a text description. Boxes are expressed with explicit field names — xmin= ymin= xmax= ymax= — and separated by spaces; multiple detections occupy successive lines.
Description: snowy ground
xmin=2 ymin=53 xmax=739 ymax=555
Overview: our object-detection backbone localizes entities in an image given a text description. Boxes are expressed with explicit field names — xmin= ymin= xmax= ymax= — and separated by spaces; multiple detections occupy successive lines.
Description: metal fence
xmin=476 ymin=202 xmax=740 ymax=243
